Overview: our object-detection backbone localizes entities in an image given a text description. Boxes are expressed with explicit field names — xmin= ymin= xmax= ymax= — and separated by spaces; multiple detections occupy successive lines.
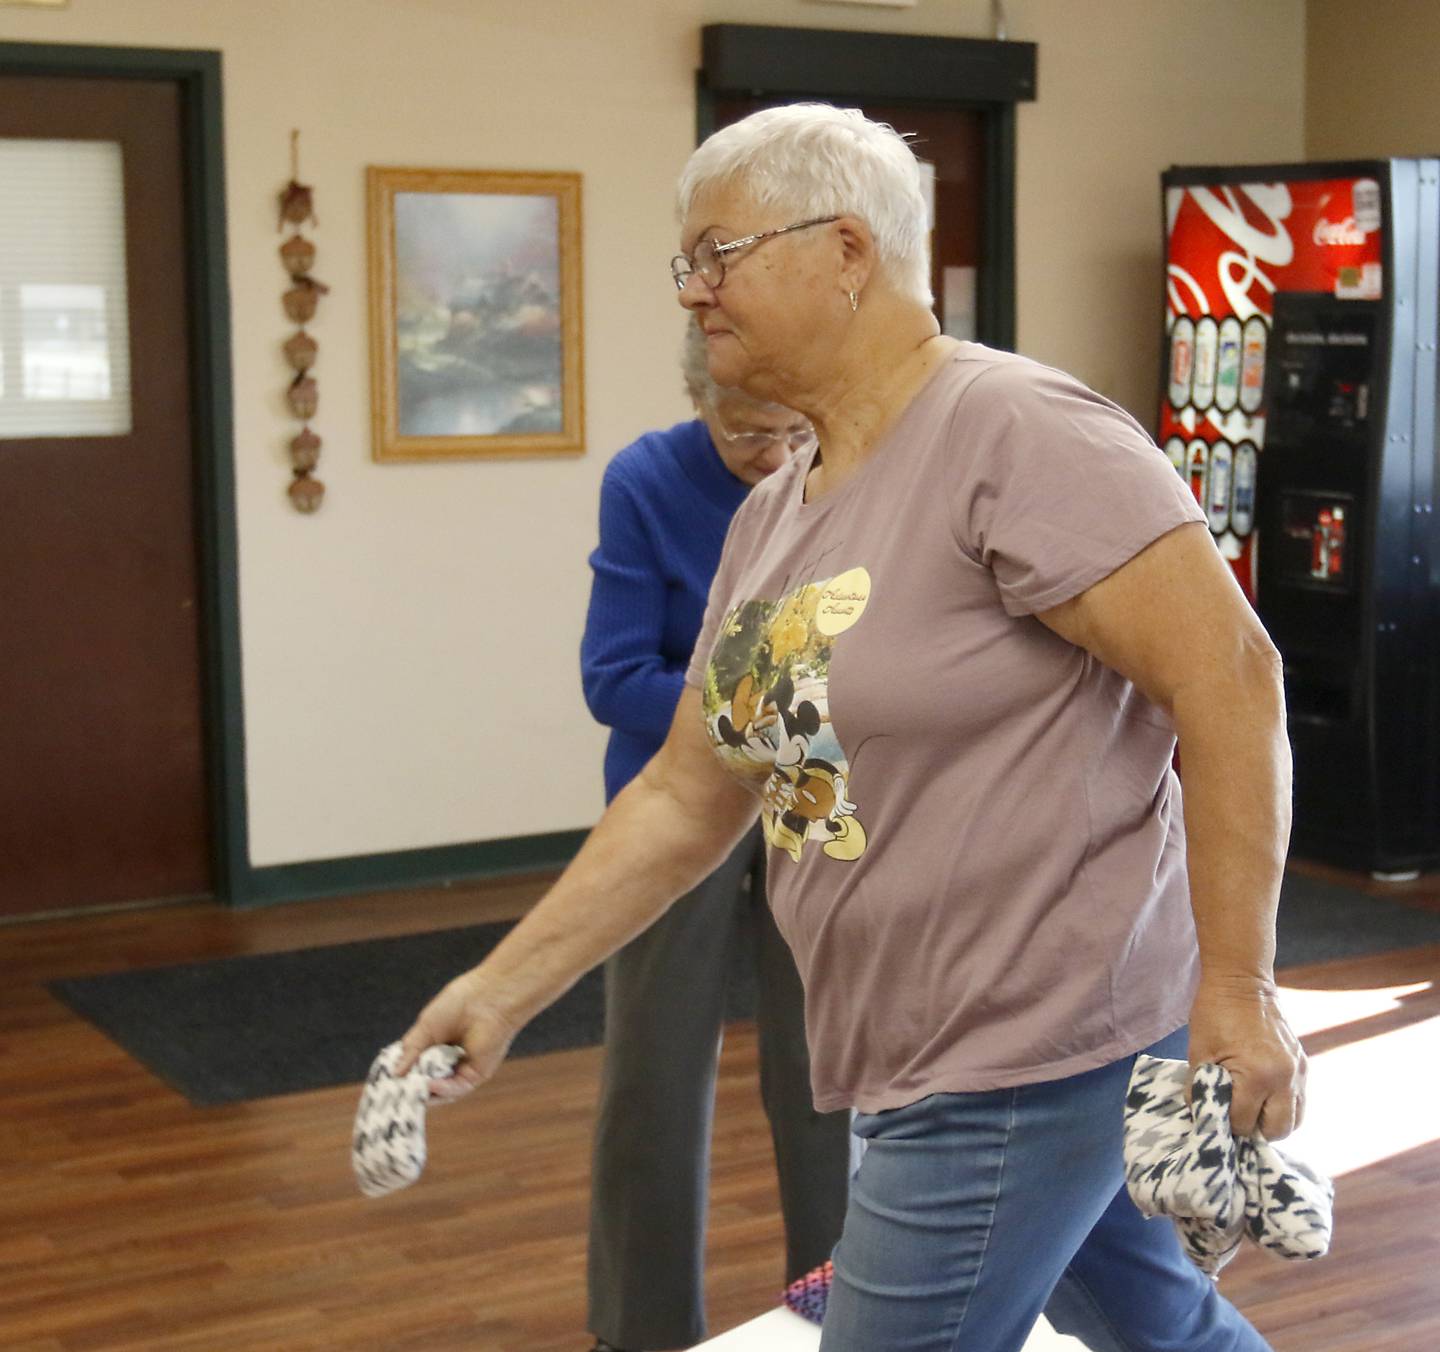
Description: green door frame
xmin=0 ymin=40 xmax=250 ymax=904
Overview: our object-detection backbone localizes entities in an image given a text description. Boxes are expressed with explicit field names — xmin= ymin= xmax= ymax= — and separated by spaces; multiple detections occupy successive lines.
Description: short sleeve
xmin=946 ymin=360 xmax=1205 ymax=616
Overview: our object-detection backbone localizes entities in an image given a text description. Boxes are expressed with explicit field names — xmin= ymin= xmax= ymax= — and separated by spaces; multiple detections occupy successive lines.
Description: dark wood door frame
xmin=0 ymin=41 xmax=248 ymax=905
xmin=697 ymin=24 xmax=1037 ymax=351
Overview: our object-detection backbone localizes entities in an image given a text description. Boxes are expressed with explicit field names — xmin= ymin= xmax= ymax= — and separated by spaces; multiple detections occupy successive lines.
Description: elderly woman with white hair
xmin=400 ymin=105 xmax=1304 ymax=1351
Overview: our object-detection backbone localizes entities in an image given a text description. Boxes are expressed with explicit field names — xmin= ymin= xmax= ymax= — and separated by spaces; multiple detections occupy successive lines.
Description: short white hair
xmin=677 ymin=103 xmax=932 ymax=307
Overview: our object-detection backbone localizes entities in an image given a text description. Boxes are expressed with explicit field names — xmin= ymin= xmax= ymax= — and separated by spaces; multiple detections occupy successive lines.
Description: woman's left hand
xmin=1186 ymin=973 xmax=1307 ymax=1140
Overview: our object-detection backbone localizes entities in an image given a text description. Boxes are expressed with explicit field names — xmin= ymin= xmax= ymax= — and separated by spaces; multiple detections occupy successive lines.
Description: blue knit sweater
xmin=581 ymin=419 xmax=749 ymax=801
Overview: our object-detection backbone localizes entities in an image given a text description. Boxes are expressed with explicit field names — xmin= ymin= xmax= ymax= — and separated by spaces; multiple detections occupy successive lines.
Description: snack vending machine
xmin=1160 ymin=160 xmax=1440 ymax=876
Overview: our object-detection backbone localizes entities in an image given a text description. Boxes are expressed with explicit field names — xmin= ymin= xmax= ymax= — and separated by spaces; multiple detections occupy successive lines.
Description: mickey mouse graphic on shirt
xmin=701 ymin=567 xmax=870 ymax=864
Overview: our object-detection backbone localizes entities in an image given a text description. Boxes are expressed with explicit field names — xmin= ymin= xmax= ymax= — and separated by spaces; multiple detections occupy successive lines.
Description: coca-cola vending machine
xmin=1160 ymin=160 xmax=1440 ymax=877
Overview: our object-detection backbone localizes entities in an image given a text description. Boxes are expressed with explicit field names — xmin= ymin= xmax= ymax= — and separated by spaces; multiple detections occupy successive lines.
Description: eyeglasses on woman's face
xmin=713 ymin=417 xmax=818 ymax=458
xmin=707 ymin=406 xmax=817 ymax=485
xmin=671 ymin=217 xmax=839 ymax=292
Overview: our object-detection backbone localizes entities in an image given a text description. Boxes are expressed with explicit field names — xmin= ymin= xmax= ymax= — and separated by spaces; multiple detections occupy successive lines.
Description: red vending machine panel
xmin=1159 ymin=174 xmax=1384 ymax=600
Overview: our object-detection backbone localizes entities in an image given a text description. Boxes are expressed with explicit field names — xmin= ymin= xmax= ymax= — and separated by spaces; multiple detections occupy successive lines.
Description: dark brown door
xmin=711 ymin=97 xmax=986 ymax=342
xmin=0 ymin=75 xmax=210 ymax=918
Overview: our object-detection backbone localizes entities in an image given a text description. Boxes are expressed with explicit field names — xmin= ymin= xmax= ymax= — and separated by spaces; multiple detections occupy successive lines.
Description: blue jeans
xmin=820 ymin=1029 xmax=1272 ymax=1352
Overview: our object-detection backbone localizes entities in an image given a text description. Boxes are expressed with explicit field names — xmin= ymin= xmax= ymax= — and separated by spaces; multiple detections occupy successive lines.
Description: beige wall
xmin=1307 ymin=0 xmax=1440 ymax=159
xmin=1 ymin=0 xmax=1306 ymax=869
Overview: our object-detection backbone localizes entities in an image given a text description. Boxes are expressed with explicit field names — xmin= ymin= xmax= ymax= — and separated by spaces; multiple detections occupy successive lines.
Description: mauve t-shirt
xmin=684 ymin=344 xmax=1208 ymax=1114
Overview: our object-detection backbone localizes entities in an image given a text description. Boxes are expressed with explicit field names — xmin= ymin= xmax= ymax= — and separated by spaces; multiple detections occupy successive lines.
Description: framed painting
xmin=366 ymin=167 xmax=583 ymax=461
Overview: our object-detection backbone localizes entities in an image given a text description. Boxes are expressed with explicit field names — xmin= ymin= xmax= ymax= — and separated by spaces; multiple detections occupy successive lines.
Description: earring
xmin=848 ymin=290 xmax=858 ymax=313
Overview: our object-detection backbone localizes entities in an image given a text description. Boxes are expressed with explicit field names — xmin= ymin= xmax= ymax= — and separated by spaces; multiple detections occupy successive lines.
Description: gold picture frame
xmin=366 ymin=167 xmax=584 ymax=461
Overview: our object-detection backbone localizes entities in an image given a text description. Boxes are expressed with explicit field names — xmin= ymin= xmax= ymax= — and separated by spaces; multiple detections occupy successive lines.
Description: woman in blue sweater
xmin=579 ymin=327 xmax=850 ymax=1352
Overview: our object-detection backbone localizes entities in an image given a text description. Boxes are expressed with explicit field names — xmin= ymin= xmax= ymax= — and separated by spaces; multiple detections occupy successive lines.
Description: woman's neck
xmin=800 ymin=310 xmax=956 ymax=499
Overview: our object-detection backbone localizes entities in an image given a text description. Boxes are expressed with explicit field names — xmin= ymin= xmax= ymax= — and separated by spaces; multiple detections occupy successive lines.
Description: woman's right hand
xmin=394 ymin=971 xmax=518 ymax=1101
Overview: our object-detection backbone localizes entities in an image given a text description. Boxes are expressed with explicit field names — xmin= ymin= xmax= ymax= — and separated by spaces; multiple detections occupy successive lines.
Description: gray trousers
xmin=586 ymin=825 xmax=851 ymax=1350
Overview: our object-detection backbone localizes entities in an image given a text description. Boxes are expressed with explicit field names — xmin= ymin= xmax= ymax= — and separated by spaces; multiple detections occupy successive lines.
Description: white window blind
xmin=0 ymin=138 xmax=132 ymax=438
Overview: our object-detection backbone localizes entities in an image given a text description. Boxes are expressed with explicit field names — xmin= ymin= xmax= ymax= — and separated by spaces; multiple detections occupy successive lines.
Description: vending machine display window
xmin=1276 ymin=491 xmax=1356 ymax=592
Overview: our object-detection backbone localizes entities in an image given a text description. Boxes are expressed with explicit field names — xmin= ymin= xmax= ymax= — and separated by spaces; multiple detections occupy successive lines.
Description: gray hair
xmin=680 ymin=323 xmax=793 ymax=417
xmin=681 ymin=322 xmax=721 ymax=406
xmin=677 ymin=103 xmax=932 ymax=307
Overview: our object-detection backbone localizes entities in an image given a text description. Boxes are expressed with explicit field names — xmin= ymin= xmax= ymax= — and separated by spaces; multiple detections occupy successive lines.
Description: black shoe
xmin=589 ymin=1343 xmax=636 ymax=1352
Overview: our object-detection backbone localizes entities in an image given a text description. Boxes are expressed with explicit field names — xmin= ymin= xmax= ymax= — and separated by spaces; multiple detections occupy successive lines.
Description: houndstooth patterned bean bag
xmin=1123 ymin=1054 xmax=1334 ymax=1276
xmin=351 ymin=1041 xmax=465 ymax=1198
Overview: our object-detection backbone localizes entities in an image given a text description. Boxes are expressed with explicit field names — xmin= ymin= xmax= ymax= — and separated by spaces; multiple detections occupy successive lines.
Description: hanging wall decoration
xmin=279 ymin=130 xmax=329 ymax=512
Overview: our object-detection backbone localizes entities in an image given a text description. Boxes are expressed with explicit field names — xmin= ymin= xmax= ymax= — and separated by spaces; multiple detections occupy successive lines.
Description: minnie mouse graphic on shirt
xmin=699 ymin=567 xmax=870 ymax=865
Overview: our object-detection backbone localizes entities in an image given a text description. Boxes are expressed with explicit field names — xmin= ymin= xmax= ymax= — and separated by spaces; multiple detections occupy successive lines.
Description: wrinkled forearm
xmin=1172 ymin=642 xmax=1291 ymax=987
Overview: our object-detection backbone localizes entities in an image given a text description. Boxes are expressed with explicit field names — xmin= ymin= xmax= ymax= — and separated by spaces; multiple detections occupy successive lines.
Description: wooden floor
xmin=2 ymin=862 xmax=1438 ymax=1351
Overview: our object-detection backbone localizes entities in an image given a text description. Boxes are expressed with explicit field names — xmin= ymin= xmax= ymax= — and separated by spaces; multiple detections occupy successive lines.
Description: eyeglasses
xmin=713 ymin=417 xmax=818 ymax=458
xmin=671 ymin=217 xmax=840 ymax=292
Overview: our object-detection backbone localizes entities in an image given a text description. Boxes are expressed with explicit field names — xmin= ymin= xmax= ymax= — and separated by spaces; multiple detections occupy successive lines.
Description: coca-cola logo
xmin=1313 ymin=216 xmax=1366 ymax=246
xmin=1176 ymin=185 xmax=1295 ymax=322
